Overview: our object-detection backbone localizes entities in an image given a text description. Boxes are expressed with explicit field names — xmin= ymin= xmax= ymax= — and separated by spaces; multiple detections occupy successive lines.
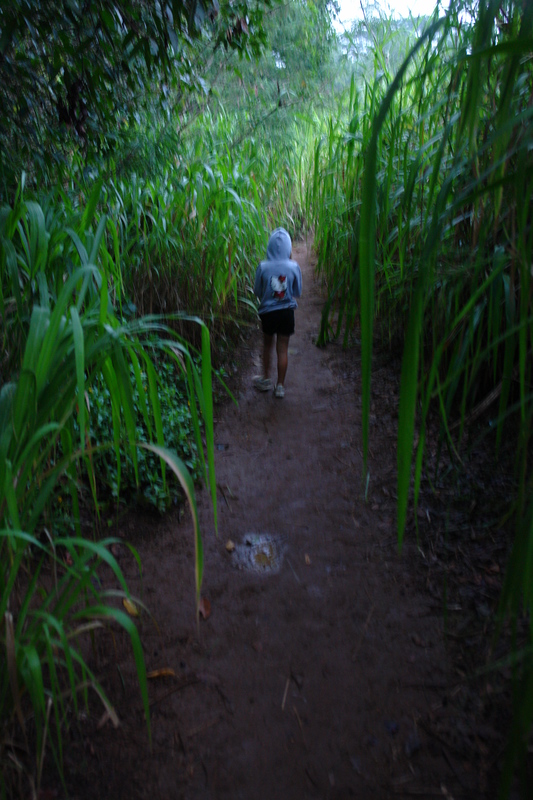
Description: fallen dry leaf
xmin=122 ymin=598 xmax=140 ymax=617
xmin=304 ymin=554 xmax=311 ymax=566
xmin=147 ymin=668 xmax=176 ymax=679
xmin=225 ymin=539 xmax=236 ymax=552
xmin=199 ymin=597 xmax=211 ymax=620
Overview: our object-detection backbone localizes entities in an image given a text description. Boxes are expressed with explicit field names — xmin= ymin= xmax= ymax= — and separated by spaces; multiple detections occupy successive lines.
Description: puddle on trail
xmin=231 ymin=533 xmax=287 ymax=574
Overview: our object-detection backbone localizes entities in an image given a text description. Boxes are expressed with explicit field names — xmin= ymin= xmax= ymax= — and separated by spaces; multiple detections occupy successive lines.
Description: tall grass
xmin=0 ymin=183 xmax=217 ymax=795
xmin=0 ymin=100 xmax=312 ymax=791
xmin=0 ymin=98 xmax=315 ymax=788
xmin=310 ymin=1 xmax=533 ymax=792
xmin=101 ymin=119 xmax=306 ymax=331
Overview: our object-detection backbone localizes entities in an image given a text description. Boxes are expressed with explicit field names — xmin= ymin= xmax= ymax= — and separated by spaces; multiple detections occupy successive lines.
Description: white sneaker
xmin=274 ymin=384 xmax=285 ymax=398
xmin=253 ymin=376 xmax=273 ymax=391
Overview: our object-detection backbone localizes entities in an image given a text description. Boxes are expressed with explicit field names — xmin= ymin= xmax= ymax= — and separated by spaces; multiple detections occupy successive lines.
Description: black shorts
xmin=260 ymin=308 xmax=295 ymax=337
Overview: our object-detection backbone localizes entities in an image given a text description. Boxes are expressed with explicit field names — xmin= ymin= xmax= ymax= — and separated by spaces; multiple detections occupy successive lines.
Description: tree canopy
xmin=0 ymin=0 xmax=288 ymax=188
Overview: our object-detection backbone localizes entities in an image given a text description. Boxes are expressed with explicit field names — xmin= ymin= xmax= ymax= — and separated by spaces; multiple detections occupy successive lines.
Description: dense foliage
xmin=310 ymin=1 xmax=533 ymax=792
xmin=0 ymin=181 xmax=216 ymax=796
xmin=0 ymin=0 xmax=276 ymax=191
xmin=1 ymin=0 xmax=532 ymax=795
xmin=0 ymin=2 xmax=340 ymax=795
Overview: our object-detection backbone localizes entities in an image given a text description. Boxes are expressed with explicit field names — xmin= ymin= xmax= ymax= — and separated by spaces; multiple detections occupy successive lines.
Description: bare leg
xmin=263 ymin=334 xmax=274 ymax=380
xmin=276 ymin=335 xmax=290 ymax=386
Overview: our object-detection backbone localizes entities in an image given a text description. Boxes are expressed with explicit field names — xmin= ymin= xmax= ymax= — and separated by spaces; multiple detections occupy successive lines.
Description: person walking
xmin=252 ymin=228 xmax=302 ymax=399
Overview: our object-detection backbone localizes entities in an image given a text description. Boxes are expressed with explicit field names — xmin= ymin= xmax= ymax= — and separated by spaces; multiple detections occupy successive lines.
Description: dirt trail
xmin=70 ymin=242 xmax=477 ymax=799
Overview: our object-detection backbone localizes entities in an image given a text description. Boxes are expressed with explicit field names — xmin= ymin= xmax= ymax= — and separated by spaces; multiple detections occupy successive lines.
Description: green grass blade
xmin=201 ymin=324 xmax=217 ymax=534
xmin=70 ymin=307 xmax=86 ymax=452
xmin=139 ymin=444 xmax=203 ymax=614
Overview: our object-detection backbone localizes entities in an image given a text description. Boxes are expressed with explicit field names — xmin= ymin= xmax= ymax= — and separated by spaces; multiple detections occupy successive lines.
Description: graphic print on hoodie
xmin=271 ymin=275 xmax=287 ymax=300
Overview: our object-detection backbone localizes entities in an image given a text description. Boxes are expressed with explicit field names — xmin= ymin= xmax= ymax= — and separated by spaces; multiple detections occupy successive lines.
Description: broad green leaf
xmin=65 ymin=228 xmax=88 ymax=266
xmin=80 ymin=179 xmax=103 ymax=234
xmin=139 ymin=444 xmax=203 ymax=611
xmin=70 ymin=306 xmax=86 ymax=451
xmin=88 ymin=213 xmax=108 ymax=265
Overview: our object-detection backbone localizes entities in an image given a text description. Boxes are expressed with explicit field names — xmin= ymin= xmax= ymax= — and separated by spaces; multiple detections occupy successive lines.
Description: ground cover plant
xmin=87 ymin=358 xmax=202 ymax=512
xmin=310 ymin=1 xmax=533 ymax=792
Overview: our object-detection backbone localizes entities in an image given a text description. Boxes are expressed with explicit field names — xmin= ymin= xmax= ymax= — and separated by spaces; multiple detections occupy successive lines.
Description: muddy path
xmin=66 ymin=241 xmax=484 ymax=799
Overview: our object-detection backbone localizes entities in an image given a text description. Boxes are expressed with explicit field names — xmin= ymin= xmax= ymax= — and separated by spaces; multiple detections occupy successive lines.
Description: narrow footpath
xmin=74 ymin=240 xmax=478 ymax=799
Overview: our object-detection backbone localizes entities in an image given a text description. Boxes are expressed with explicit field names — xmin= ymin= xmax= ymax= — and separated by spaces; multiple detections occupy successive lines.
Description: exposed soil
xmin=57 ymin=241 xmax=523 ymax=799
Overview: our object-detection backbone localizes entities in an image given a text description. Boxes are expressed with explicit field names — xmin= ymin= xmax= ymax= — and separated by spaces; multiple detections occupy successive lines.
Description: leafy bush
xmin=0 ymin=194 xmax=216 ymax=796
xmin=88 ymin=359 xmax=201 ymax=511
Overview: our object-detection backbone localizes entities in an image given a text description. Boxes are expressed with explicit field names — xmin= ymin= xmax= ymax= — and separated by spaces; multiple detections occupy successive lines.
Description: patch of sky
xmin=333 ymin=0 xmax=449 ymax=32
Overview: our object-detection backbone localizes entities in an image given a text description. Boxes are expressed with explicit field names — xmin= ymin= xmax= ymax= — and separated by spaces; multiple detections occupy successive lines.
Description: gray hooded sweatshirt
xmin=253 ymin=228 xmax=302 ymax=315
